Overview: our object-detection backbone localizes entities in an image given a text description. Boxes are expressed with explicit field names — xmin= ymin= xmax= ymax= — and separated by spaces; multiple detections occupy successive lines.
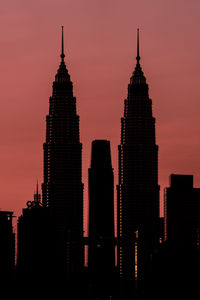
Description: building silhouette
xmin=151 ymin=174 xmax=200 ymax=299
xmin=88 ymin=140 xmax=115 ymax=299
xmin=17 ymin=185 xmax=57 ymax=295
xmin=165 ymin=174 xmax=200 ymax=248
xmin=117 ymin=29 xmax=160 ymax=298
xmin=42 ymin=26 xmax=84 ymax=285
xmin=0 ymin=211 xmax=15 ymax=290
xmin=11 ymin=27 xmax=200 ymax=299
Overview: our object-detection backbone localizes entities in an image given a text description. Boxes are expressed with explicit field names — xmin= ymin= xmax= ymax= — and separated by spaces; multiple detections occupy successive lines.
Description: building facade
xmin=165 ymin=174 xmax=200 ymax=248
xmin=161 ymin=174 xmax=200 ymax=298
xmin=88 ymin=140 xmax=115 ymax=299
xmin=42 ymin=28 xmax=84 ymax=280
xmin=17 ymin=187 xmax=54 ymax=286
xmin=117 ymin=30 xmax=160 ymax=298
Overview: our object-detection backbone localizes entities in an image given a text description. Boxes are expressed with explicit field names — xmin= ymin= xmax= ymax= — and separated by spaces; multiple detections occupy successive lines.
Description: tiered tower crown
xmin=130 ymin=29 xmax=146 ymax=85
xmin=55 ymin=26 xmax=70 ymax=83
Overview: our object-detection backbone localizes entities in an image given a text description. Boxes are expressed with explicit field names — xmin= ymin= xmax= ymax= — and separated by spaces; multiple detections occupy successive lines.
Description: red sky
xmin=1 ymin=0 xmax=200 ymax=233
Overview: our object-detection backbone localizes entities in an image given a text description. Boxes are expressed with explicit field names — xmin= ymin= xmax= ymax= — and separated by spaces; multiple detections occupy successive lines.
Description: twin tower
xmin=41 ymin=28 xmax=159 ymax=298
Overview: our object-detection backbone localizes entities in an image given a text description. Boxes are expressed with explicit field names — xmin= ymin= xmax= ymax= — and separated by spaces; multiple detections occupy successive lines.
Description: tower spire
xmin=55 ymin=25 xmax=70 ymax=83
xmin=33 ymin=180 xmax=41 ymax=204
xmin=131 ymin=28 xmax=146 ymax=84
xmin=36 ymin=180 xmax=39 ymax=197
xmin=136 ymin=28 xmax=140 ymax=63
xmin=61 ymin=26 xmax=65 ymax=61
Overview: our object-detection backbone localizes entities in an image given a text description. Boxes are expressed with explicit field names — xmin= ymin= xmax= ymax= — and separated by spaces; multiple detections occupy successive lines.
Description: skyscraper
xmin=117 ymin=30 xmax=159 ymax=298
xmin=42 ymin=27 xmax=84 ymax=278
xmin=88 ymin=140 xmax=115 ymax=298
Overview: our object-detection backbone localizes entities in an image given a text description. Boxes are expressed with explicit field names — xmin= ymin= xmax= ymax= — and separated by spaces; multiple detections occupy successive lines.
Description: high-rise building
xmin=42 ymin=27 xmax=84 ymax=278
xmin=17 ymin=185 xmax=63 ymax=298
xmin=165 ymin=174 xmax=200 ymax=248
xmin=0 ymin=211 xmax=15 ymax=289
xmin=17 ymin=186 xmax=54 ymax=284
xmin=88 ymin=140 xmax=115 ymax=298
xmin=117 ymin=30 xmax=160 ymax=298
xmin=160 ymin=174 xmax=200 ymax=298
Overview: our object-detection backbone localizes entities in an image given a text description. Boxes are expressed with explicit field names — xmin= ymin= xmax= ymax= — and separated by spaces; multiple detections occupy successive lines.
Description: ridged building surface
xmin=117 ymin=30 xmax=160 ymax=298
xmin=42 ymin=27 xmax=84 ymax=275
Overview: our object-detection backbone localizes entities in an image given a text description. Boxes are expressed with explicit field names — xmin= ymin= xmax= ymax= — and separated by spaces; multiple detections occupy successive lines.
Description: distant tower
xmin=17 ymin=184 xmax=55 ymax=295
xmin=42 ymin=27 xmax=84 ymax=275
xmin=117 ymin=29 xmax=160 ymax=298
xmin=88 ymin=140 xmax=115 ymax=298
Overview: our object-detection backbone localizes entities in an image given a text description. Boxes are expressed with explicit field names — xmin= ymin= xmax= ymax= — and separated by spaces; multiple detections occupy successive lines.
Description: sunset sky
xmin=0 ymin=0 xmax=200 ymax=232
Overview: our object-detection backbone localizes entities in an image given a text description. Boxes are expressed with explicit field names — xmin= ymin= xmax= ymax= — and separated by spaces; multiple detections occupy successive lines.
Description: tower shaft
xmin=88 ymin=140 xmax=115 ymax=298
xmin=42 ymin=29 xmax=84 ymax=275
xmin=117 ymin=30 xmax=159 ymax=298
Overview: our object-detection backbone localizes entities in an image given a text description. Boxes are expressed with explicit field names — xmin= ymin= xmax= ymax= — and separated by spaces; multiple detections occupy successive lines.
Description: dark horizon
xmin=0 ymin=1 xmax=200 ymax=228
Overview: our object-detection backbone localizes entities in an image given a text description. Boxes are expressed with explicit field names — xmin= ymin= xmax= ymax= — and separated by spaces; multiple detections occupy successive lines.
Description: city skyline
xmin=0 ymin=1 xmax=200 ymax=231
xmin=0 ymin=2 xmax=200 ymax=297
